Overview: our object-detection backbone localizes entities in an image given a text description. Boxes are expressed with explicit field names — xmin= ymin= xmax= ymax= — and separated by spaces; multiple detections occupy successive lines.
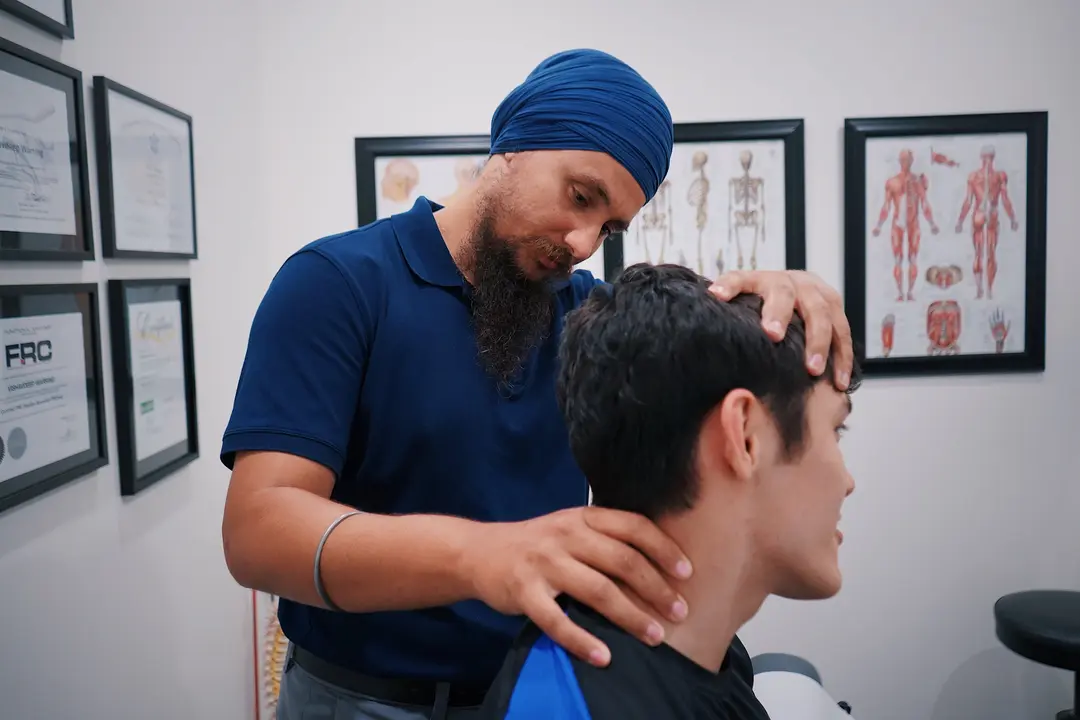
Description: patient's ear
xmin=710 ymin=389 xmax=765 ymax=482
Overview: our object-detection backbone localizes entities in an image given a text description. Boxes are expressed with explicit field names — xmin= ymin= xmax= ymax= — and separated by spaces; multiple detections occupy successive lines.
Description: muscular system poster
xmin=864 ymin=133 xmax=1027 ymax=360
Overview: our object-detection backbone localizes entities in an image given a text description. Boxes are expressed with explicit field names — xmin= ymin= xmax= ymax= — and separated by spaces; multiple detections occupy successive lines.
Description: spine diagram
xmin=254 ymin=593 xmax=288 ymax=717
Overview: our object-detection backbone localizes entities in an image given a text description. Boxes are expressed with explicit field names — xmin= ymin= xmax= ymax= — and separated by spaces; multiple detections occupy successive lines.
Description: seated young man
xmin=478 ymin=263 xmax=862 ymax=719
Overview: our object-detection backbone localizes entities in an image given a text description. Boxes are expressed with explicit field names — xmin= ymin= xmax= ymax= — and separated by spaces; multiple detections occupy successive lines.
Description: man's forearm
xmin=225 ymin=486 xmax=482 ymax=612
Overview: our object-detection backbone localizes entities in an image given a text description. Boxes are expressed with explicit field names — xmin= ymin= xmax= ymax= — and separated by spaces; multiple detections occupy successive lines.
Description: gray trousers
xmin=276 ymin=652 xmax=482 ymax=720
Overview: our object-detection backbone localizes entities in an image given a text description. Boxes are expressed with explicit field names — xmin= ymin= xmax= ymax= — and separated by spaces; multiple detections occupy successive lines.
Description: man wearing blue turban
xmin=222 ymin=48 xmax=853 ymax=720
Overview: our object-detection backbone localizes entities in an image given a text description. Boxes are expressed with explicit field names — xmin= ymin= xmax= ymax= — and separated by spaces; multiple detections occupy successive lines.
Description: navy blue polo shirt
xmin=221 ymin=197 xmax=602 ymax=689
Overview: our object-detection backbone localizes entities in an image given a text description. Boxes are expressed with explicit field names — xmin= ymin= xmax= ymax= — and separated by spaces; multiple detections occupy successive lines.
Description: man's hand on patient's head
xmin=708 ymin=270 xmax=853 ymax=390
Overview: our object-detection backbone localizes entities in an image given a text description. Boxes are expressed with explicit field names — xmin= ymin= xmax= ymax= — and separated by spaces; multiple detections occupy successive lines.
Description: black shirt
xmin=479 ymin=599 xmax=772 ymax=719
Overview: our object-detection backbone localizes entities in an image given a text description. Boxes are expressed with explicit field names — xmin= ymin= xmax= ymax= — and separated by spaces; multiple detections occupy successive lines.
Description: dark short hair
xmin=556 ymin=263 xmax=862 ymax=520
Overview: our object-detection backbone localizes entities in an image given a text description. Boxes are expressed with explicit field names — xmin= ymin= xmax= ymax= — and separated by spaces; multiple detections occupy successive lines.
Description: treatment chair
xmin=751 ymin=653 xmax=854 ymax=719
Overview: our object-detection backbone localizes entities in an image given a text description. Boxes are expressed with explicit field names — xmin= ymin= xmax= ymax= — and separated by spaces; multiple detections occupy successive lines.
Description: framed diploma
xmin=93 ymin=76 xmax=198 ymax=259
xmin=108 ymin=278 xmax=198 ymax=495
xmin=0 ymin=0 xmax=74 ymax=40
xmin=0 ymin=283 xmax=108 ymax=514
xmin=0 ymin=37 xmax=93 ymax=261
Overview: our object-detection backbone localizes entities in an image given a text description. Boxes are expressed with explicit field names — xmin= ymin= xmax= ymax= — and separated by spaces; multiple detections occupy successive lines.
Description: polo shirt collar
xmin=392 ymin=197 xmax=466 ymax=289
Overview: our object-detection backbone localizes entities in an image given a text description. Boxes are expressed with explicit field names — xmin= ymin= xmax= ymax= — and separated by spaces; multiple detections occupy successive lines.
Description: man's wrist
xmin=450 ymin=517 xmax=490 ymax=601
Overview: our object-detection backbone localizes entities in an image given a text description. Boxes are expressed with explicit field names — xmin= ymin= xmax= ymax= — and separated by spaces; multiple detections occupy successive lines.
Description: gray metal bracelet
xmin=314 ymin=510 xmax=362 ymax=612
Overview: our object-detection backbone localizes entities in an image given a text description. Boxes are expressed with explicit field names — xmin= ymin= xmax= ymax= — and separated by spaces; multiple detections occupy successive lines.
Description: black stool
xmin=994 ymin=590 xmax=1080 ymax=720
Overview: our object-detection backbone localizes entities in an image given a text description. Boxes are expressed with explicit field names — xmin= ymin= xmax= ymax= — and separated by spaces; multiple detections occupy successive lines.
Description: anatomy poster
xmin=863 ymin=133 xmax=1028 ymax=360
xmin=374 ymin=154 xmax=488 ymax=218
xmin=621 ymin=139 xmax=787 ymax=280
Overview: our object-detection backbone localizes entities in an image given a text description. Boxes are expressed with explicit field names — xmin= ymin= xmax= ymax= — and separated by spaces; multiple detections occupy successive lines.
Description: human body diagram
xmin=728 ymin=150 xmax=765 ymax=271
xmin=872 ymin=149 xmax=939 ymax=302
xmin=686 ymin=151 xmax=715 ymax=275
xmin=954 ymin=145 xmax=1019 ymax=300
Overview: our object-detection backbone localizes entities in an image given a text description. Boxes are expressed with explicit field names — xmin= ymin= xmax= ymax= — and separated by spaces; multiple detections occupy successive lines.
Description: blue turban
xmin=489 ymin=48 xmax=674 ymax=203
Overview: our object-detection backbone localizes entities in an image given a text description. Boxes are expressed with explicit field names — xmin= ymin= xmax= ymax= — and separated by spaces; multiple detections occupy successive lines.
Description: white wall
xmin=256 ymin=1 xmax=1080 ymax=719
xmin=0 ymin=1 xmax=269 ymax=718
xmin=2 ymin=2 xmax=1076 ymax=719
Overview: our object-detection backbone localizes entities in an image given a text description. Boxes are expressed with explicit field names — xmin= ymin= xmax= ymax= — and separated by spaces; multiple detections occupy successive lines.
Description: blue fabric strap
xmin=503 ymin=635 xmax=593 ymax=719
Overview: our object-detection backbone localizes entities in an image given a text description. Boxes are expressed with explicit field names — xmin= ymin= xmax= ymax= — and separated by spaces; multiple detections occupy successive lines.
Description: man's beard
xmin=463 ymin=215 xmax=561 ymax=387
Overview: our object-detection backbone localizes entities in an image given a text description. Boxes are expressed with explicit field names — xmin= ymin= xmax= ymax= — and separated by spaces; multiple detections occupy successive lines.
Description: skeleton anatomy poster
xmin=355 ymin=135 xmax=493 ymax=226
xmin=625 ymin=140 xmax=785 ymax=276
xmin=844 ymin=113 xmax=1048 ymax=376
xmin=605 ymin=120 xmax=806 ymax=282
xmin=374 ymin=153 xmax=488 ymax=219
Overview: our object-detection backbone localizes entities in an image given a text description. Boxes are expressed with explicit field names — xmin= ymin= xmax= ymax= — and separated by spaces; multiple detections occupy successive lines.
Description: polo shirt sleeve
xmin=220 ymin=248 xmax=375 ymax=477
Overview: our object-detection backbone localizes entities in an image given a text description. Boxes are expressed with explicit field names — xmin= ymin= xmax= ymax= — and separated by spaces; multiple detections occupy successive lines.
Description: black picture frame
xmin=107 ymin=278 xmax=199 ymax=496
xmin=603 ymin=119 xmax=806 ymax=281
xmin=0 ymin=283 xmax=108 ymax=514
xmin=355 ymin=133 xmax=491 ymax=226
xmin=843 ymin=111 xmax=1048 ymax=377
xmin=0 ymin=0 xmax=74 ymax=39
xmin=0 ymin=36 xmax=93 ymax=261
xmin=93 ymin=76 xmax=198 ymax=259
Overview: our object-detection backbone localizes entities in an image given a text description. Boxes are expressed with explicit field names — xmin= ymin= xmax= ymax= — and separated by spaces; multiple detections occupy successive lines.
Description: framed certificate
xmin=94 ymin=76 xmax=197 ymax=259
xmin=0 ymin=0 xmax=74 ymax=39
xmin=0 ymin=37 xmax=93 ymax=261
xmin=0 ymin=283 xmax=108 ymax=514
xmin=108 ymin=278 xmax=198 ymax=495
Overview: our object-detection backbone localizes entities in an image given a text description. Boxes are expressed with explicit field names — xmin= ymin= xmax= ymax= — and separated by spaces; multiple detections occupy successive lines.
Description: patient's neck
xmin=652 ymin=503 xmax=770 ymax=673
